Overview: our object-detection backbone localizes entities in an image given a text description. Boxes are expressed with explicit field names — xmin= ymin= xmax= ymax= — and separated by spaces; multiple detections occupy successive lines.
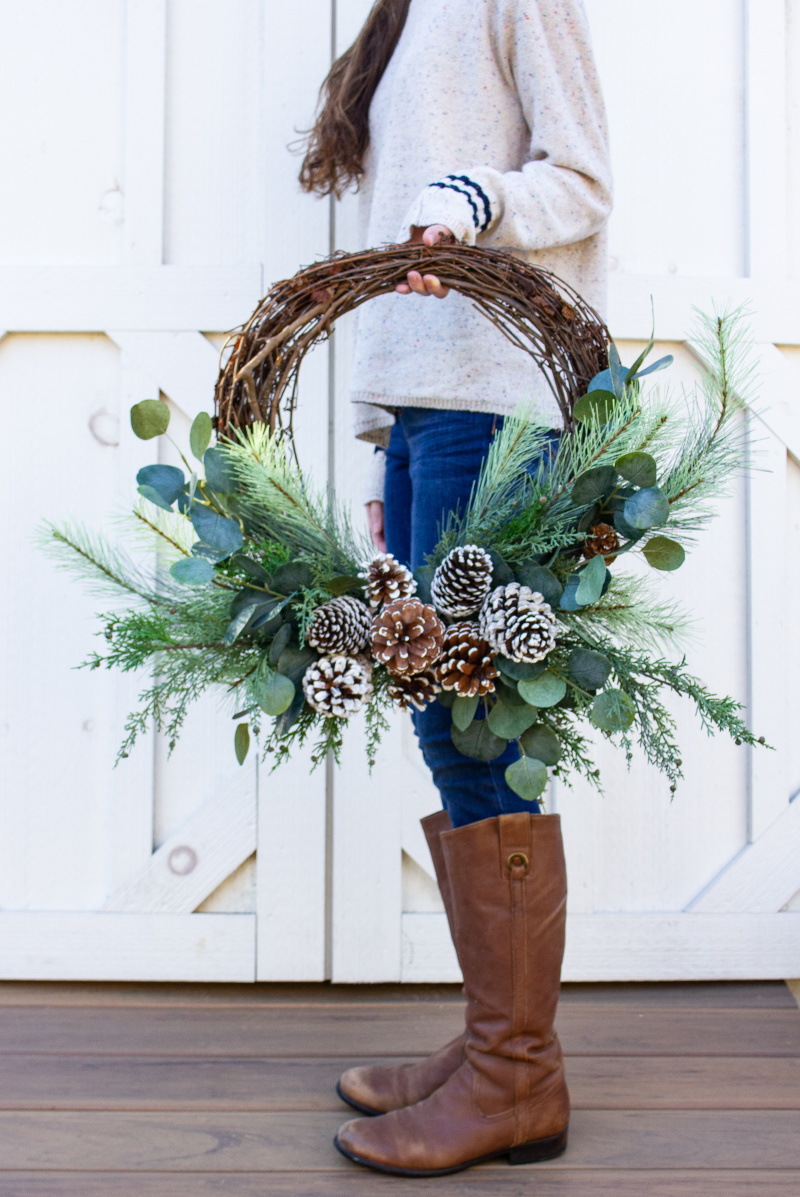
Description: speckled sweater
xmin=351 ymin=0 xmax=612 ymax=502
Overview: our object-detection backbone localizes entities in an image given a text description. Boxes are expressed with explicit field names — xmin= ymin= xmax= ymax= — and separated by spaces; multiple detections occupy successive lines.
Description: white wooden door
xmin=0 ymin=0 xmax=798 ymax=983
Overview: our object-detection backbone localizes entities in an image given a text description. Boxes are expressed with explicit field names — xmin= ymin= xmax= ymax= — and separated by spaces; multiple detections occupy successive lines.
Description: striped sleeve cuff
xmin=398 ymin=174 xmax=495 ymax=245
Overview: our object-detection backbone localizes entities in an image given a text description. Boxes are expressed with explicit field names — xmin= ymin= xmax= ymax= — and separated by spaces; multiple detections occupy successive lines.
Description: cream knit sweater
xmin=351 ymin=0 xmax=612 ymax=502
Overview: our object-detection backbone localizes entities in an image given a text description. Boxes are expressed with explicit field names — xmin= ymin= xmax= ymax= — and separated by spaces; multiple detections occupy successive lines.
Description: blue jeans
xmin=384 ymin=407 xmax=549 ymax=829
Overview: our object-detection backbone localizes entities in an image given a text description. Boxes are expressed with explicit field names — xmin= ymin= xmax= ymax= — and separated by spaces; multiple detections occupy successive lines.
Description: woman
xmin=300 ymin=0 xmax=611 ymax=1175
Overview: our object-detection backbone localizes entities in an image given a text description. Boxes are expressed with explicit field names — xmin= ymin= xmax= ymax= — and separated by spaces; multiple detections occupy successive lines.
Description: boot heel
xmin=508 ymin=1129 xmax=568 ymax=1165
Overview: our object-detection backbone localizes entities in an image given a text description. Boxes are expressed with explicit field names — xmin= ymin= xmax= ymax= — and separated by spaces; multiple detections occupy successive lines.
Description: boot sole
xmin=335 ymin=1080 xmax=382 ymax=1117
xmin=333 ymin=1127 xmax=568 ymax=1176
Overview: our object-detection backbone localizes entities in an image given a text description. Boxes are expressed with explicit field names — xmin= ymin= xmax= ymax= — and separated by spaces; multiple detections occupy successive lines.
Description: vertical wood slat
xmin=744 ymin=0 xmax=789 ymax=278
xmin=122 ymin=0 xmax=166 ymax=266
xmin=255 ymin=0 xmax=332 ymax=980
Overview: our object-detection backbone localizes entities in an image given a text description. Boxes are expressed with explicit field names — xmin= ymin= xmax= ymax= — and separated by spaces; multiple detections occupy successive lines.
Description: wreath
xmin=46 ymin=244 xmax=764 ymax=803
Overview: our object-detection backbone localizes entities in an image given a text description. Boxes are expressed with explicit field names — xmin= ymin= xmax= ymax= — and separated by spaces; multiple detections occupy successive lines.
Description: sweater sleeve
xmin=397 ymin=0 xmax=612 ymax=251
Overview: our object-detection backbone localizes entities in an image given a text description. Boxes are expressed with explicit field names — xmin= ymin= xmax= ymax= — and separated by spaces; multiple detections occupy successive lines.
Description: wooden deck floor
xmin=0 ymin=980 xmax=798 ymax=1195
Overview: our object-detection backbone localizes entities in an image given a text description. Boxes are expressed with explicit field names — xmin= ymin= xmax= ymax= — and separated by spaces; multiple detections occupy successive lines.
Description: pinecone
xmin=306 ymin=595 xmax=371 ymax=655
xmin=480 ymin=583 xmax=558 ymax=664
xmin=360 ymin=552 xmax=417 ymax=609
xmin=302 ymin=654 xmax=373 ymax=718
xmin=387 ymin=668 xmax=441 ymax=712
xmin=371 ymin=597 xmax=445 ymax=676
xmin=583 ymin=523 xmax=620 ymax=563
xmin=436 ymin=622 xmax=499 ymax=697
xmin=431 ymin=544 xmax=494 ymax=617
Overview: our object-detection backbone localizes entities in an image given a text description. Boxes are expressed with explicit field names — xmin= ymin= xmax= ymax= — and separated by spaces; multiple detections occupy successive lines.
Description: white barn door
xmin=0 ymin=0 xmax=798 ymax=983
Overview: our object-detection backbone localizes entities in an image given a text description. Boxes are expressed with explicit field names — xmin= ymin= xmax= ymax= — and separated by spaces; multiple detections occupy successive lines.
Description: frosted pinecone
xmin=480 ymin=583 xmax=558 ymax=664
xmin=431 ymin=545 xmax=494 ymax=618
xmin=302 ymin=654 xmax=374 ymax=718
xmin=371 ymin=597 xmax=445 ymax=676
xmin=387 ymin=669 xmax=441 ymax=712
xmin=306 ymin=595 xmax=371 ymax=655
xmin=436 ymin=622 xmax=499 ymax=698
xmin=360 ymin=552 xmax=417 ymax=609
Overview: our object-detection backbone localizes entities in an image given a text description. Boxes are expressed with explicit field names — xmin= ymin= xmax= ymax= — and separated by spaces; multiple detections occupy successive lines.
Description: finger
xmin=373 ymin=529 xmax=387 ymax=552
xmin=422 ymin=224 xmax=454 ymax=247
xmin=422 ymin=274 xmax=449 ymax=299
xmin=395 ymin=283 xmax=411 ymax=293
xmin=407 ymin=270 xmax=430 ymax=296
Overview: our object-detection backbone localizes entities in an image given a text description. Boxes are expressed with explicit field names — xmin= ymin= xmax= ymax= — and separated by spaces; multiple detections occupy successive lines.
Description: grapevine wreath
xmin=47 ymin=243 xmax=765 ymax=803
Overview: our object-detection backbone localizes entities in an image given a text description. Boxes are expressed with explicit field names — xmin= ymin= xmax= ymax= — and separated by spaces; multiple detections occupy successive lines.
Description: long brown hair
xmin=299 ymin=0 xmax=411 ymax=198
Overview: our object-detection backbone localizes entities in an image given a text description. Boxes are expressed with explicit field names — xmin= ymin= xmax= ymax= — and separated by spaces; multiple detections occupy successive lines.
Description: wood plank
xmin=0 ymin=1005 xmax=797 ymax=1058
xmin=0 ymin=980 xmax=792 ymax=1008
xmin=1 ymin=1053 xmax=797 ymax=1112
xmin=1 ymin=1174 xmax=799 ymax=1197
xmin=0 ymin=266 xmax=262 ymax=331
xmin=0 ymin=1109 xmax=798 ymax=1170
xmin=0 ymin=915 xmax=255 ymax=982
xmin=403 ymin=911 xmax=800 ymax=982
xmin=121 ymin=0 xmax=166 ymax=265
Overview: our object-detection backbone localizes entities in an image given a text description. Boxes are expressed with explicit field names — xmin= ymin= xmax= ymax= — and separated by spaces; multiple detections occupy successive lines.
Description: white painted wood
xmin=749 ymin=344 xmax=800 ymax=464
xmin=402 ymin=911 xmax=800 ymax=983
xmin=746 ymin=425 xmax=790 ymax=840
xmin=103 ymin=774 xmax=256 ymax=913
xmin=689 ymin=797 xmax=800 ymax=914
xmin=745 ymin=0 xmax=789 ymax=278
xmin=122 ymin=0 xmax=166 ymax=265
xmin=0 ymin=265 xmax=262 ymax=331
xmin=107 ymin=330 xmax=219 ymax=422
xmin=0 ymin=913 xmax=254 ymax=982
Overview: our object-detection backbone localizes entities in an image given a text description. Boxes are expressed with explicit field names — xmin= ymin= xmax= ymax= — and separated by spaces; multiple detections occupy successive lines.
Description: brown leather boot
xmin=335 ymin=812 xmax=569 ymax=1175
xmin=336 ymin=810 xmax=466 ymax=1115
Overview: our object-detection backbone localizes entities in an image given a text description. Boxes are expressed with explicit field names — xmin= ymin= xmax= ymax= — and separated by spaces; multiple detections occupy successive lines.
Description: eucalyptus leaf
xmin=487 ymin=700 xmax=538 ymax=739
xmin=130 ymin=399 xmax=170 ymax=440
xmin=608 ymin=343 xmax=626 ymax=397
xmin=519 ymin=723 xmax=562 ymax=765
xmin=451 ymin=720 xmax=507 ymax=761
xmin=253 ymin=671 xmax=295 ymax=717
xmin=614 ymin=451 xmax=657 ymax=489
xmin=274 ymin=686 xmax=306 ymax=737
xmin=573 ymin=389 xmax=616 ymax=424
xmin=591 ymin=689 xmax=636 ymax=732
xmin=452 ymin=694 xmax=480 ymax=731
xmin=437 ymin=688 xmax=457 ymax=709
xmin=588 ymin=368 xmax=614 ymax=393
xmin=190 ymin=412 xmax=213 ymax=461
xmin=624 ymin=334 xmax=655 ymax=383
xmin=136 ymin=464 xmax=185 ymax=506
xmin=623 ymin=486 xmax=669 ymax=530
xmin=169 ymin=557 xmax=214 ymax=585
xmin=575 ymin=554 xmax=607 ymax=606
xmin=414 ymin=563 xmax=434 ymax=604
xmin=326 ymin=575 xmax=362 ymax=596
xmin=234 ymin=722 xmax=250 ymax=765
xmin=497 ymin=656 xmax=548 ymax=682
xmin=231 ymin=554 xmax=273 ymax=587
xmin=203 ymin=447 xmax=238 ymax=495
xmin=559 ymin=575 xmax=582 ymax=611
xmin=504 ymin=756 xmax=548 ymax=802
xmin=224 ymin=607 xmax=261 ymax=646
xmin=633 ymin=354 xmax=673 ymax=379
xmin=515 ymin=563 xmax=563 ymax=606
xmin=571 ymin=466 xmax=618 ymax=506
xmin=567 ymin=647 xmax=612 ymax=691
xmin=276 ymin=645 xmax=317 ymax=684
xmin=488 ymin=548 xmax=514 ymax=586
xmin=495 ymin=676 xmax=525 ymax=707
xmin=191 ymin=541 xmax=234 ymax=565
xmin=190 ymin=505 xmax=243 ymax=556
xmin=230 ymin=587 xmax=272 ymax=618
xmin=643 ymin=535 xmax=686 ymax=571
xmin=250 ymin=597 xmax=289 ymax=629
xmin=518 ymin=671 xmax=567 ymax=708
xmin=268 ymin=623 xmax=293 ymax=667
xmin=272 ymin=560 xmax=314 ymax=593
xmin=137 ymin=484 xmax=173 ymax=511
xmin=613 ymin=510 xmax=644 ymax=542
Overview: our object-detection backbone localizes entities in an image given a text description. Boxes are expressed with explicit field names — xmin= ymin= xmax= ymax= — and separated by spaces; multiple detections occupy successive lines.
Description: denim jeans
xmin=384 ymin=407 xmax=552 ymax=829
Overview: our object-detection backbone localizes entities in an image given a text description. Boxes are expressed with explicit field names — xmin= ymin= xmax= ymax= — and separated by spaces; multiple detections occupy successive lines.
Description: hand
xmin=396 ymin=225 xmax=453 ymax=298
xmin=366 ymin=500 xmax=386 ymax=552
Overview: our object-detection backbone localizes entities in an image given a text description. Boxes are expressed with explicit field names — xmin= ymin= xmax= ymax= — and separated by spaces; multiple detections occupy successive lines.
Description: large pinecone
xmin=583 ymin=522 xmax=620 ymax=563
xmin=371 ymin=597 xmax=445 ymax=676
xmin=431 ymin=544 xmax=494 ymax=617
xmin=306 ymin=595 xmax=371 ymax=655
xmin=387 ymin=669 xmax=441 ymax=713
xmin=437 ymin=622 xmax=499 ymax=697
xmin=302 ymin=654 xmax=373 ymax=718
xmin=360 ymin=552 xmax=416 ymax=609
xmin=480 ymin=583 xmax=558 ymax=663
